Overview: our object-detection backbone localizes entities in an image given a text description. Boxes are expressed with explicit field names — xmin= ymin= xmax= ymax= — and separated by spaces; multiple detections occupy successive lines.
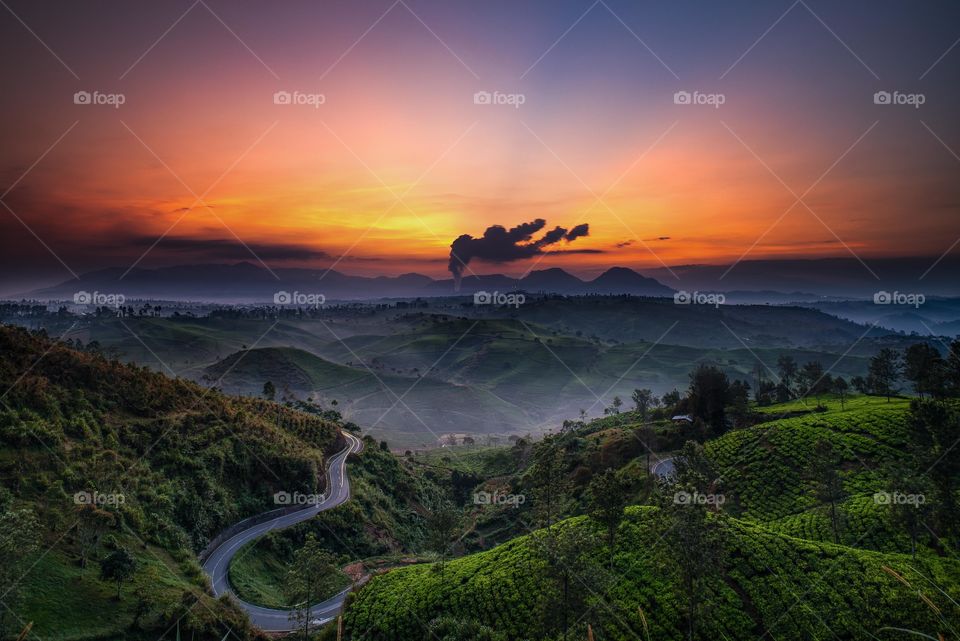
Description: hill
xmin=340 ymin=394 xmax=960 ymax=640
xmin=19 ymin=263 xmax=675 ymax=302
xmin=227 ymin=437 xmax=459 ymax=609
xmin=344 ymin=509 xmax=960 ymax=640
xmin=0 ymin=324 xmax=344 ymax=640
xmin=203 ymin=346 xmax=532 ymax=446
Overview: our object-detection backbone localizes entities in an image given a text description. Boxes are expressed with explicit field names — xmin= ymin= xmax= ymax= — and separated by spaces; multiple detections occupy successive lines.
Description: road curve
xmin=652 ymin=456 xmax=676 ymax=480
xmin=202 ymin=432 xmax=363 ymax=632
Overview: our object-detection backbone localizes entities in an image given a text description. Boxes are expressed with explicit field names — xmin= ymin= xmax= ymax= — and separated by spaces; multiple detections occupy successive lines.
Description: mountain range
xmin=15 ymin=264 xmax=676 ymax=302
xmin=11 ymin=254 xmax=960 ymax=303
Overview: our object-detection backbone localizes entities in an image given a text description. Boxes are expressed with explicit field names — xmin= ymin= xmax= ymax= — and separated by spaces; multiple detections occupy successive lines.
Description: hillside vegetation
xmin=226 ymin=438 xmax=467 ymax=608
xmin=344 ymin=380 xmax=960 ymax=640
xmin=345 ymin=509 xmax=960 ymax=640
xmin=0 ymin=324 xmax=343 ymax=640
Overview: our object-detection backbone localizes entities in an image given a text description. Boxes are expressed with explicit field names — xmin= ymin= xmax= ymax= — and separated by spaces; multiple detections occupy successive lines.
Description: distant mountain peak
xmin=18 ymin=262 xmax=674 ymax=302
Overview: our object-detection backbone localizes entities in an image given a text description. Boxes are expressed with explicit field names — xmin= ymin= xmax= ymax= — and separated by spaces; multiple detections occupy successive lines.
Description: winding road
xmin=202 ymin=432 xmax=363 ymax=632
xmin=652 ymin=456 xmax=676 ymax=480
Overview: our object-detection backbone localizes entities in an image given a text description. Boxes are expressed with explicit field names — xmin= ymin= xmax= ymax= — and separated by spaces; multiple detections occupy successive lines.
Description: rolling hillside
xmin=344 ymin=396 xmax=960 ymax=640
xmin=204 ymin=346 xmax=533 ymax=446
xmin=0 ymin=324 xmax=344 ymax=640
xmin=345 ymin=510 xmax=960 ymax=640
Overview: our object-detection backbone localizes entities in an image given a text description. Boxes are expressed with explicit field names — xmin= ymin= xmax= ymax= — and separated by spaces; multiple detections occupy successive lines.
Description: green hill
xmin=204 ymin=346 xmax=533 ymax=446
xmin=344 ymin=509 xmax=960 ymax=640
xmin=706 ymin=397 xmax=920 ymax=551
xmin=0 ymin=324 xmax=343 ymax=640
xmin=226 ymin=439 xmax=453 ymax=609
xmin=343 ymin=395 xmax=960 ymax=640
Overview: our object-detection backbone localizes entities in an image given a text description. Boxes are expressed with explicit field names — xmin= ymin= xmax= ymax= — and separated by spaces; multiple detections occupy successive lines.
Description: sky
xmin=0 ymin=0 xmax=959 ymax=293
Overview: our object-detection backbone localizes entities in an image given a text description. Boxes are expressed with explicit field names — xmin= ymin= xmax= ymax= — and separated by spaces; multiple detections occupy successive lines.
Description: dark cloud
xmin=566 ymin=223 xmax=589 ymax=242
xmin=540 ymin=226 xmax=568 ymax=245
xmin=547 ymin=248 xmax=604 ymax=255
xmin=616 ymin=236 xmax=669 ymax=248
xmin=448 ymin=219 xmax=591 ymax=287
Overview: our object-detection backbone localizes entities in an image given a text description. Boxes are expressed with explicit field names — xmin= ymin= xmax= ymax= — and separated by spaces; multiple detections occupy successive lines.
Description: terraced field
xmin=345 ymin=509 xmax=960 ymax=640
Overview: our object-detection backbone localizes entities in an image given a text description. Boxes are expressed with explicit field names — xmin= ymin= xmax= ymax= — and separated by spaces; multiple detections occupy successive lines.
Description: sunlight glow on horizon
xmin=0 ymin=0 xmax=957 ymax=283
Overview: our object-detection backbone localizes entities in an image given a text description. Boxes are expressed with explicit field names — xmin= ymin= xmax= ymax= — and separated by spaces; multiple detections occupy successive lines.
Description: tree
xmin=903 ymin=343 xmax=944 ymax=399
xmin=674 ymin=441 xmax=719 ymax=498
xmin=528 ymin=439 xmax=571 ymax=527
xmin=728 ymin=380 xmax=751 ymax=426
xmin=797 ymin=360 xmax=829 ymax=403
xmin=908 ymin=401 xmax=959 ymax=541
xmin=535 ymin=525 xmax=602 ymax=641
xmin=425 ymin=498 xmax=461 ymax=583
xmin=868 ymin=348 xmax=902 ymax=401
xmin=587 ymin=469 xmax=632 ymax=567
xmin=75 ymin=504 xmax=114 ymax=569
xmin=605 ymin=396 xmax=623 ymax=415
xmin=687 ymin=365 xmax=730 ymax=435
xmin=661 ymin=389 xmax=681 ymax=410
xmin=886 ymin=465 xmax=931 ymax=559
xmin=809 ymin=439 xmax=845 ymax=544
xmin=832 ymin=376 xmax=849 ymax=409
xmin=631 ymin=388 xmax=655 ymax=421
xmin=656 ymin=480 xmax=726 ymax=641
xmin=946 ymin=339 xmax=960 ymax=396
xmin=262 ymin=380 xmax=277 ymax=401
xmin=100 ymin=546 xmax=136 ymax=600
xmin=776 ymin=355 xmax=798 ymax=394
xmin=851 ymin=375 xmax=868 ymax=394
xmin=284 ymin=534 xmax=341 ymax=640
xmin=636 ymin=426 xmax=658 ymax=484
xmin=0 ymin=505 xmax=39 ymax=635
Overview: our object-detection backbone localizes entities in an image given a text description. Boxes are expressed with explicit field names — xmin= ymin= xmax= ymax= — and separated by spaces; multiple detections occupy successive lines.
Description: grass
xmin=228 ymin=539 xmax=350 ymax=609
xmin=415 ymin=445 xmax=526 ymax=477
xmin=18 ymin=544 xmax=190 ymax=641
xmin=344 ymin=508 xmax=960 ymax=641
xmin=755 ymin=393 xmax=911 ymax=415
xmin=707 ymin=398 xmax=912 ymax=534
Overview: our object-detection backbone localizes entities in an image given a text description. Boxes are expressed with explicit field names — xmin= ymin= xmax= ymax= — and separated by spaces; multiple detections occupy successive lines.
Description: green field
xmin=228 ymin=538 xmax=350 ymax=609
xmin=343 ymin=395 xmax=960 ymax=639
xmin=345 ymin=509 xmax=960 ymax=640
xmin=5 ymin=302 xmax=916 ymax=448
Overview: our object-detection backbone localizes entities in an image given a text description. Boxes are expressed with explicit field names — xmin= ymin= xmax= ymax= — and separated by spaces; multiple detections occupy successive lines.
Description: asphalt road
xmin=652 ymin=456 xmax=676 ymax=480
xmin=202 ymin=431 xmax=363 ymax=632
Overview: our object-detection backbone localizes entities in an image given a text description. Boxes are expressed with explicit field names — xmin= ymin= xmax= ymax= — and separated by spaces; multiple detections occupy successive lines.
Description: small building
xmin=671 ymin=414 xmax=693 ymax=424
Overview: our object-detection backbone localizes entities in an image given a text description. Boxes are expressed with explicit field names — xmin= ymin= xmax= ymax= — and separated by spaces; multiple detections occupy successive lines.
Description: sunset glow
xmin=1 ymin=1 xmax=958 ymax=292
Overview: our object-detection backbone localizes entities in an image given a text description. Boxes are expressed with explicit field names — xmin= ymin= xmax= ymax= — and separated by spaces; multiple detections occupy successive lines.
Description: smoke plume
xmin=448 ymin=219 xmax=590 ymax=288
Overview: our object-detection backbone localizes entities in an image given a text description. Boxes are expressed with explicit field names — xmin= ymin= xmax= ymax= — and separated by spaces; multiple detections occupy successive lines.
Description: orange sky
xmin=1 ymin=0 xmax=958 ymax=286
